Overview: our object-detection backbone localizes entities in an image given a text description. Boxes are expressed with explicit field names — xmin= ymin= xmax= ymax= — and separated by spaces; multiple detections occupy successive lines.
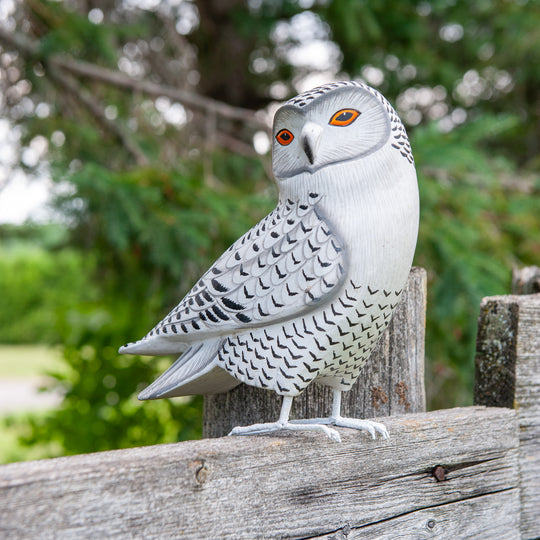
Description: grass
xmin=0 ymin=344 xmax=65 ymax=378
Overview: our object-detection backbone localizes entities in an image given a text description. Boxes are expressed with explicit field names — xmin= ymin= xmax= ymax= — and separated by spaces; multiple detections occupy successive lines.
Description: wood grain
xmin=513 ymin=296 xmax=540 ymax=540
xmin=312 ymin=490 xmax=520 ymax=540
xmin=0 ymin=407 xmax=519 ymax=539
xmin=474 ymin=293 xmax=540 ymax=540
xmin=203 ymin=267 xmax=426 ymax=438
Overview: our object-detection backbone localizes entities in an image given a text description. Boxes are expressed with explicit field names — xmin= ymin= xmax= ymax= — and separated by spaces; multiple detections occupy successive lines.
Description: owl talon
xmin=332 ymin=417 xmax=390 ymax=439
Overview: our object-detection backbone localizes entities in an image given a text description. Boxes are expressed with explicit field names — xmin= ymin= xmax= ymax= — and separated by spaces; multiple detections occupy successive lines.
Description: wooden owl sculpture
xmin=120 ymin=81 xmax=419 ymax=442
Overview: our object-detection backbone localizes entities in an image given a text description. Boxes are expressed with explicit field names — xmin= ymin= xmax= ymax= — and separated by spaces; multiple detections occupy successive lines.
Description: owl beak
xmin=301 ymin=122 xmax=323 ymax=165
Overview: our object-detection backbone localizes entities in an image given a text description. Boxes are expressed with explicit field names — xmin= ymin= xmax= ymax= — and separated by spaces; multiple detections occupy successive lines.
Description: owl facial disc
xmin=272 ymin=83 xmax=392 ymax=179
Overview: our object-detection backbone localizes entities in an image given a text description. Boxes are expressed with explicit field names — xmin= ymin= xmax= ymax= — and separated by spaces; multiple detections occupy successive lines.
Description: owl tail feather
xmin=137 ymin=338 xmax=240 ymax=400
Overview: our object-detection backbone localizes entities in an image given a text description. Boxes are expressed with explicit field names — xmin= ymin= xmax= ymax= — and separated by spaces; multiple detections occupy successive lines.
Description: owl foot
xmin=290 ymin=417 xmax=389 ymax=439
xmin=332 ymin=417 xmax=389 ymax=439
xmin=228 ymin=421 xmax=341 ymax=442
xmin=227 ymin=396 xmax=341 ymax=442
xmin=289 ymin=390 xmax=390 ymax=440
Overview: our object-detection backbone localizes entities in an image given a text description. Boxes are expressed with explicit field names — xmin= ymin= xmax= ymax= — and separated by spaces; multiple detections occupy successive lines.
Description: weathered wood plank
xmin=203 ymin=267 xmax=426 ymax=438
xmin=312 ymin=490 xmax=521 ymax=540
xmin=513 ymin=296 xmax=540 ymax=540
xmin=0 ymin=407 xmax=519 ymax=539
xmin=474 ymin=294 xmax=540 ymax=540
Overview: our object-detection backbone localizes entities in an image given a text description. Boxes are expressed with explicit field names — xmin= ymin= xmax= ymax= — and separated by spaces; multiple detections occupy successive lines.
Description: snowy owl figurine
xmin=120 ymin=81 xmax=419 ymax=442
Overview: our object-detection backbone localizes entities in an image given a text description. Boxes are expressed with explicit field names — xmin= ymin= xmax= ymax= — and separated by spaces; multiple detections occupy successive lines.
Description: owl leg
xmin=228 ymin=396 xmax=342 ymax=442
xmin=290 ymin=391 xmax=389 ymax=439
xmin=330 ymin=390 xmax=389 ymax=439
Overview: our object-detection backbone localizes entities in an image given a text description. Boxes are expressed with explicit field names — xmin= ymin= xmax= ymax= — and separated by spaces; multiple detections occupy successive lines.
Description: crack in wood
xmin=296 ymin=486 xmax=519 ymax=539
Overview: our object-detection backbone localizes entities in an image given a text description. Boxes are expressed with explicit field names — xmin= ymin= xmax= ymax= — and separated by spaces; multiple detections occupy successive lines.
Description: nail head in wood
xmin=432 ymin=465 xmax=447 ymax=482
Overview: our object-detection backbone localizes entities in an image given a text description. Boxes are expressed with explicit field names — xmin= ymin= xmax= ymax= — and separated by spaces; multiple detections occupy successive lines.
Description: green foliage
xmin=17 ymin=303 xmax=203 ymax=455
xmin=54 ymin=160 xmax=274 ymax=294
xmin=413 ymin=116 xmax=540 ymax=407
xmin=0 ymin=242 xmax=96 ymax=344
xmin=36 ymin=0 xmax=117 ymax=63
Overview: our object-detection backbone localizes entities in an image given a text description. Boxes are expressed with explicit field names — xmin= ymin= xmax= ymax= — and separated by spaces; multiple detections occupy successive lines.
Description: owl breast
xmin=217 ymin=278 xmax=404 ymax=395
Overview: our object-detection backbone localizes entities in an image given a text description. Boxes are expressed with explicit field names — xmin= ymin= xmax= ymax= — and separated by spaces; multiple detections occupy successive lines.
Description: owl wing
xmin=122 ymin=196 xmax=346 ymax=355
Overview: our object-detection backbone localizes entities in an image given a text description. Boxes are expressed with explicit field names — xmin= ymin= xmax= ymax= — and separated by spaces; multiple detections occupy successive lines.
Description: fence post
xmin=512 ymin=265 xmax=540 ymax=294
xmin=203 ymin=266 xmax=427 ymax=438
xmin=474 ymin=275 xmax=540 ymax=540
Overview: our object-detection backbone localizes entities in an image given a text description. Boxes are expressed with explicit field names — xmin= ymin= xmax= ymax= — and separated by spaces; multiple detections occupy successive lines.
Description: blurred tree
xmin=0 ymin=0 xmax=538 ymax=458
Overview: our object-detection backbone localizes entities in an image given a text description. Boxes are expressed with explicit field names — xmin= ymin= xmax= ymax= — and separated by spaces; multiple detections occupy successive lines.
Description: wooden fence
xmin=1 ymin=267 xmax=539 ymax=539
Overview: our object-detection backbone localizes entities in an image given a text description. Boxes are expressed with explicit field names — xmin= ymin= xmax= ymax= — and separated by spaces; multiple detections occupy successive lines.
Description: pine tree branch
xmin=0 ymin=26 xmax=149 ymax=166
xmin=0 ymin=25 xmax=40 ymax=58
xmin=48 ymin=66 xmax=150 ymax=167
xmin=53 ymin=56 xmax=268 ymax=128
xmin=0 ymin=26 xmax=269 ymax=130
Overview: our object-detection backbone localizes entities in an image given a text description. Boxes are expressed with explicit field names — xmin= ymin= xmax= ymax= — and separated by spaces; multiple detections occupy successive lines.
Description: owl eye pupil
xmin=276 ymin=129 xmax=294 ymax=146
xmin=329 ymin=108 xmax=361 ymax=126
xmin=337 ymin=112 xmax=353 ymax=121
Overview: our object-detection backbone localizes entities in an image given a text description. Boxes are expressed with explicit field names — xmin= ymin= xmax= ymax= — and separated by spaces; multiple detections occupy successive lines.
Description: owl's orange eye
xmin=276 ymin=129 xmax=294 ymax=146
xmin=329 ymin=109 xmax=360 ymax=126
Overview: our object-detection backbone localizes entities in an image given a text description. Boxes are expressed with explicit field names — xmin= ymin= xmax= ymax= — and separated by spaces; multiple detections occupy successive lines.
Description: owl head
xmin=272 ymin=81 xmax=412 ymax=180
